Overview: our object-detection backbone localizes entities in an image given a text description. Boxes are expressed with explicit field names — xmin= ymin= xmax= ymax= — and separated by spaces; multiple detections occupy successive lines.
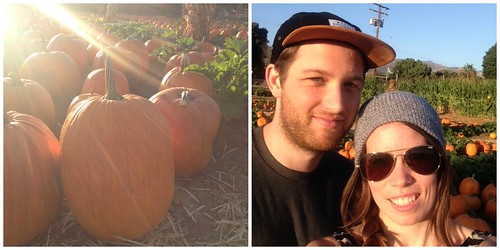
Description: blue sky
xmin=252 ymin=3 xmax=496 ymax=69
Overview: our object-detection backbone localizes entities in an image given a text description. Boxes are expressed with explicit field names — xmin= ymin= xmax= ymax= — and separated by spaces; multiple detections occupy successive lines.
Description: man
xmin=252 ymin=11 xmax=395 ymax=246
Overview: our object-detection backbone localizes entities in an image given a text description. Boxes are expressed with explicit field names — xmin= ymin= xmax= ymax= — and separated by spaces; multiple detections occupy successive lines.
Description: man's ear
xmin=265 ymin=64 xmax=282 ymax=98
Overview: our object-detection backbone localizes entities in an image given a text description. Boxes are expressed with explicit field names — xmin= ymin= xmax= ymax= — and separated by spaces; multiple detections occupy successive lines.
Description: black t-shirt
xmin=252 ymin=126 xmax=354 ymax=246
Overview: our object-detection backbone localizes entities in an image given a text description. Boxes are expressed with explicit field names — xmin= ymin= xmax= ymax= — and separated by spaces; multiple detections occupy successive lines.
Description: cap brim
xmin=283 ymin=25 xmax=396 ymax=69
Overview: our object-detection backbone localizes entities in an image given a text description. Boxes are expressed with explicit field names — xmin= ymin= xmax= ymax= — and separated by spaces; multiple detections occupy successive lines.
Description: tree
xmin=482 ymin=43 xmax=496 ymax=79
xmin=252 ymin=22 xmax=268 ymax=79
xmin=461 ymin=63 xmax=476 ymax=79
xmin=392 ymin=58 xmax=432 ymax=79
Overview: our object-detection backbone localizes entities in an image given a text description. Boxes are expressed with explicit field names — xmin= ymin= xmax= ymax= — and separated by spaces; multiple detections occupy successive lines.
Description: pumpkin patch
xmin=4 ymin=3 xmax=247 ymax=246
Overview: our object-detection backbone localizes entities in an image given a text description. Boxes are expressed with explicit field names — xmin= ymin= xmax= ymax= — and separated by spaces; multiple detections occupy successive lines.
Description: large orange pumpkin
xmin=59 ymin=55 xmax=174 ymax=241
xmin=150 ymin=87 xmax=221 ymax=177
xmin=47 ymin=33 xmax=89 ymax=75
xmin=19 ymin=50 xmax=81 ymax=104
xmin=459 ymin=175 xmax=480 ymax=196
xmin=4 ymin=111 xmax=62 ymax=245
xmin=3 ymin=73 xmax=56 ymax=131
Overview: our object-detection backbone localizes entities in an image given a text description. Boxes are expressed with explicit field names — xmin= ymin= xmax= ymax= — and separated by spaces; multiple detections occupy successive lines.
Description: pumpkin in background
xmin=464 ymin=195 xmax=481 ymax=212
xmin=59 ymin=54 xmax=174 ymax=241
xmin=145 ymin=36 xmax=168 ymax=56
xmin=47 ymin=33 xmax=89 ymax=75
xmin=150 ymin=87 xmax=221 ymax=177
xmin=450 ymin=194 xmax=469 ymax=219
xmin=3 ymin=73 xmax=56 ymax=131
xmin=484 ymin=199 xmax=496 ymax=222
xmin=163 ymin=51 xmax=211 ymax=75
xmin=192 ymin=37 xmax=217 ymax=54
xmin=159 ymin=55 xmax=213 ymax=95
xmin=96 ymin=31 xmax=120 ymax=47
xmin=92 ymin=46 xmax=141 ymax=80
xmin=4 ymin=111 xmax=62 ymax=246
xmin=19 ymin=50 xmax=81 ymax=104
xmin=82 ymin=68 xmax=130 ymax=95
xmin=481 ymin=183 xmax=496 ymax=205
xmin=114 ymin=37 xmax=149 ymax=77
xmin=454 ymin=213 xmax=492 ymax=233
xmin=66 ymin=92 xmax=100 ymax=115
xmin=465 ymin=142 xmax=478 ymax=157
xmin=459 ymin=175 xmax=480 ymax=196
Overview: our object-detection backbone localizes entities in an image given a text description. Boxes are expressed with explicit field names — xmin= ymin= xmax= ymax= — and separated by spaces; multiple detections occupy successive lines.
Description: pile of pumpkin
xmin=4 ymin=13 xmax=228 ymax=246
xmin=451 ymin=176 xmax=496 ymax=233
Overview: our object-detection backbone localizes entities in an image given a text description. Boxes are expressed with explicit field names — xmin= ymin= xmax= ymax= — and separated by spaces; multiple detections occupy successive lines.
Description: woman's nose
xmin=388 ymin=155 xmax=414 ymax=187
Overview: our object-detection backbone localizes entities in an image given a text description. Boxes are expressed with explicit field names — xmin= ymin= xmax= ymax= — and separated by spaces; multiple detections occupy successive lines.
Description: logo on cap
xmin=328 ymin=19 xmax=356 ymax=30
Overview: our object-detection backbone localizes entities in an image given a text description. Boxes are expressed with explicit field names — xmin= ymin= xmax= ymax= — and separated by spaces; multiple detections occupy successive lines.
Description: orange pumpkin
xmin=445 ymin=143 xmax=455 ymax=152
xmin=82 ymin=68 xmax=130 ymax=95
xmin=450 ymin=194 xmax=469 ymax=218
xmin=163 ymin=51 xmax=211 ymax=75
xmin=4 ymin=111 xmax=62 ymax=245
xmin=19 ymin=50 xmax=81 ymax=104
xmin=348 ymin=147 xmax=355 ymax=160
xmin=465 ymin=142 xmax=478 ymax=157
xmin=159 ymin=54 xmax=213 ymax=95
xmin=145 ymin=36 xmax=168 ymax=55
xmin=484 ymin=199 xmax=496 ymax=222
xmin=441 ymin=118 xmax=451 ymax=125
xmin=3 ymin=73 xmax=56 ymax=131
xmin=492 ymin=143 xmax=497 ymax=152
xmin=150 ymin=87 xmax=221 ymax=177
xmin=92 ymin=46 xmax=141 ymax=80
xmin=96 ymin=31 xmax=120 ymax=47
xmin=67 ymin=92 xmax=100 ymax=115
xmin=59 ymin=55 xmax=174 ymax=241
xmin=115 ymin=37 xmax=149 ymax=76
xmin=257 ymin=117 xmax=267 ymax=127
xmin=459 ymin=175 xmax=480 ymax=196
xmin=489 ymin=132 xmax=497 ymax=139
xmin=464 ymin=195 xmax=481 ymax=212
xmin=338 ymin=149 xmax=350 ymax=159
xmin=481 ymin=183 xmax=496 ymax=205
xmin=192 ymin=37 xmax=217 ymax=53
xmin=454 ymin=213 xmax=492 ymax=232
xmin=47 ymin=33 xmax=89 ymax=75
xmin=344 ymin=140 xmax=354 ymax=151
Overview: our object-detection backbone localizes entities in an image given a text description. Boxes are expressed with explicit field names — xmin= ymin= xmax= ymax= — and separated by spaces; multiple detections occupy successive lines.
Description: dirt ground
xmin=29 ymin=117 xmax=248 ymax=246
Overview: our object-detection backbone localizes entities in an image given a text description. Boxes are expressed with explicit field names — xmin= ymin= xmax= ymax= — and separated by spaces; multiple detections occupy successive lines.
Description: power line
xmin=369 ymin=3 xmax=389 ymax=76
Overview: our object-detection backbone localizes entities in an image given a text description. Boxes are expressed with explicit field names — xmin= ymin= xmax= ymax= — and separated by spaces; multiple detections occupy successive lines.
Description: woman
xmin=308 ymin=91 xmax=496 ymax=246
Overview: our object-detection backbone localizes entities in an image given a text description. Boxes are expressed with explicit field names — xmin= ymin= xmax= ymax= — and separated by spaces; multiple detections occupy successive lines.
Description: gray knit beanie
xmin=354 ymin=91 xmax=445 ymax=167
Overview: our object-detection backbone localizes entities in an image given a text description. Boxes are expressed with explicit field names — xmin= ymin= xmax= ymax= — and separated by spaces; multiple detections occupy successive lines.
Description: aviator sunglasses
xmin=357 ymin=145 xmax=441 ymax=182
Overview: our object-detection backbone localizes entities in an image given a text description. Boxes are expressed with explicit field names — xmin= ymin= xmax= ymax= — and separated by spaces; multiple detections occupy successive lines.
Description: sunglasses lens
xmin=360 ymin=153 xmax=394 ymax=181
xmin=404 ymin=146 xmax=440 ymax=175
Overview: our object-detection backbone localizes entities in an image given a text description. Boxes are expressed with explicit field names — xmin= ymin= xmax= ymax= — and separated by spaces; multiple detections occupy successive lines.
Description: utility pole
xmin=369 ymin=3 xmax=389 ymax=77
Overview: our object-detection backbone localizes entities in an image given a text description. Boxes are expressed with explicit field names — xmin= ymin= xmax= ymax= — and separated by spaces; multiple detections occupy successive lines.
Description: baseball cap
xmin=270 ymin=12 xmax=396 ymax=69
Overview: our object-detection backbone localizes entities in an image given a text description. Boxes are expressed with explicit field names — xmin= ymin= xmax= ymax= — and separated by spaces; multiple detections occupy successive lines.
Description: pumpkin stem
xmin=104 ymin=50 xmax=123 ymax=100
xmin=179 ymin=52 xmax=191 ymax=73
xmin=180 ymin=88 xmax=190 ymax=106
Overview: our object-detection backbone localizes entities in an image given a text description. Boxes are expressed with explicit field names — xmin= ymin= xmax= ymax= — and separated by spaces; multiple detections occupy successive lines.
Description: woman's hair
xmin=340 ymin=122 xmax=453 ymax=246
